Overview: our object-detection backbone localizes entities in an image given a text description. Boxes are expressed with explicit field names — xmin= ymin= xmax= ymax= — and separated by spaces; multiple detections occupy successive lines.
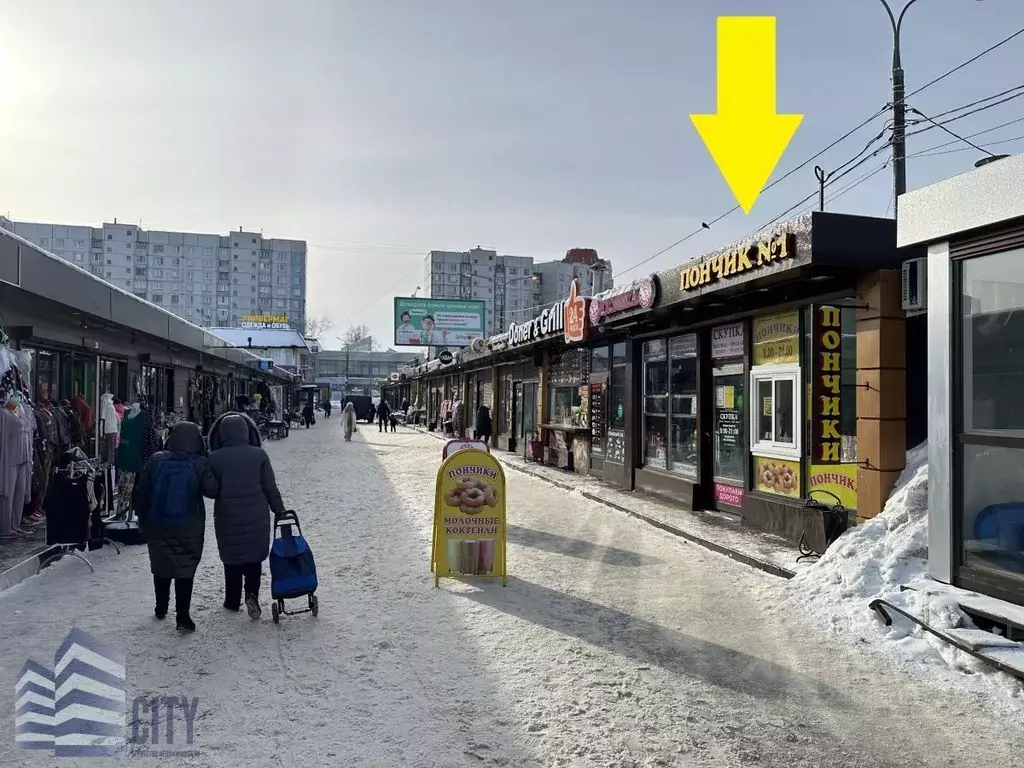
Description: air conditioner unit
xmin=901 ymin=257 xmax=927 ymax=314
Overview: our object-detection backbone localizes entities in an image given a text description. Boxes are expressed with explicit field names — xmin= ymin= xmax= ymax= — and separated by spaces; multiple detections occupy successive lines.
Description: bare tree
xmin=303 ymin=313 xmax=335 ymax=339
xmin=342 ymin=323 xmax=373 ymax=348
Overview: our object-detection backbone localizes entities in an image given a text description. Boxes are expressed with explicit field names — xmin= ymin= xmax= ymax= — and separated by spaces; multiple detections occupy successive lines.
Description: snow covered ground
xmin=783 ymin=442 xmax=1024 ymax=705
xmin=2 ymin=424 xmax=1023 ymax=767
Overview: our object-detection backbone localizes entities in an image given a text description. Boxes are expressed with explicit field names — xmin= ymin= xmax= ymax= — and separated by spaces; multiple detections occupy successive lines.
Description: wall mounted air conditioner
xmin=901 ymin=257 xmax=927 ymax=315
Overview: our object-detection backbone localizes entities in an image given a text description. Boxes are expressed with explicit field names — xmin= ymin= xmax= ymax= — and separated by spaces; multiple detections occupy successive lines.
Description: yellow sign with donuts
xmin=753 ymin=456 xmax=801 ymax=498
xmin=432 ymin=448 xmax=507 ymax=587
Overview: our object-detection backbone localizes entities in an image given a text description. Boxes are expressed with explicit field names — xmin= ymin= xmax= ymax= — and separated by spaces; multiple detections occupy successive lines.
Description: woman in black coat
xmin=204 ymin=413 xmax=286 ymax=620
xmin=475 ymin=404 xmax=493 ymax=445
xmin=132 ymin=421 xmax=208 ymax=633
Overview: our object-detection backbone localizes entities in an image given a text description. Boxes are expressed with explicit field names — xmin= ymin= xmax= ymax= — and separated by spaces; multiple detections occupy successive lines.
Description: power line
xmin=906 ymin=89 xmax=1024 ymax=137
xmin=905 ymin=27 xmax=1024 ymax=99
xmin=617 ymin=26 xmax=1024 ymax=281
xmin=614 ymin=106 xmax=891 ymax=281
xmin=333 ymin=265 xmax=423 ymax=329
xmin=909 ymin=115 xmax=1024 ymax=154
xmin=911 ymin=84 xmax=1024 ymax=124
xmin=910 ymin=131 xmax=1024 ymax=158
xmin=907 ymin=107 xmax=998 ymax=158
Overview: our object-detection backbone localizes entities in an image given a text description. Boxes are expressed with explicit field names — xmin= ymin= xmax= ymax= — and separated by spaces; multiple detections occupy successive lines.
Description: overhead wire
xmin=905 ymin=89 xmax=1024 ymax=137
xmin=615 ymin=25 xmax=1024 ymax=281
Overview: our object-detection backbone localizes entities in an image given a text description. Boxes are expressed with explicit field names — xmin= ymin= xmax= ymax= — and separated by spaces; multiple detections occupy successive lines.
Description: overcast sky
xmin=2 ymin=0 xmax=1022 ymax=349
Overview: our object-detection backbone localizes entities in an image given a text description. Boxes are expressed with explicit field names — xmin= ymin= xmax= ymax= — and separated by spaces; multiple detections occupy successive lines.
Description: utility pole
xmin=879 ymin=0 xmax=985 ymax=217
xmin=877 ymin=0 xmax=917 ymax=217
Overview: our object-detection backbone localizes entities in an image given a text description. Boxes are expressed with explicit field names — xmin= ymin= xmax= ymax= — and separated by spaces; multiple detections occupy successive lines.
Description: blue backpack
xmin=150 ymin=456 xmax=199 ymax=522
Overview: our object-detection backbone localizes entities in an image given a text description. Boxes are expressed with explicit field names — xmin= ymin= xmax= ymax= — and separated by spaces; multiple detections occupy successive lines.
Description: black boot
xmin=153 ymin=575 xmax=170 ymax=619
xmin=175 ymin=578 xmax=195 ymax=632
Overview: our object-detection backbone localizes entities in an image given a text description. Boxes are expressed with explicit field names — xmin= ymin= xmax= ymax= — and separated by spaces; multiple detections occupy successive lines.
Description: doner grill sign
xmin=680 ymin=232 xmax=796 ymax=292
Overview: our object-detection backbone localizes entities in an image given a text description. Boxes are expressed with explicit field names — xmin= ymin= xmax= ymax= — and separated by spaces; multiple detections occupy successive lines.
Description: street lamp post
xmin=878 ymin=0 xmax=984 ymax=216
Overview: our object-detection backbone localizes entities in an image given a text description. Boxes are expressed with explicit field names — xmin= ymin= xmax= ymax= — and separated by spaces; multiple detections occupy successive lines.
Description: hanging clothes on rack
xmin=45 ymin=454 xmax=107 ymax=549
xmin=0 ymin=347 xmax=36 ymax=538
xmin=99 ymin=392 xmax=120 ymax=464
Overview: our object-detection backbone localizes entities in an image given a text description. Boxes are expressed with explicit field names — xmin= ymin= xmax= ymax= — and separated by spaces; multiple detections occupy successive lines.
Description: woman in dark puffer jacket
xmin=204 ymin=412 xmax=286 ymax=619
xmin=133 ymin=421 xmax=209 ymax=633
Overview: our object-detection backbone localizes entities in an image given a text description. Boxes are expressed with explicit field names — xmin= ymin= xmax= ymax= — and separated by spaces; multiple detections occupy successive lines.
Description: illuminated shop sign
xmin=679 ymin=232 xmax=796 ymax=292
xmin=588 ymin=275 xmax=658 ymax=324
xmin=241 ymin=314 xmax=290 ymax=330
xmin=507 ymin=280 xmax=589 ymax=348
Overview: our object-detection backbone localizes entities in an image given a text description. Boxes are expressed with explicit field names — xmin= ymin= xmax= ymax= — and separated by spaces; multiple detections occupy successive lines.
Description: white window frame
xmin=750 ymin=363 xmax=801 ymax=461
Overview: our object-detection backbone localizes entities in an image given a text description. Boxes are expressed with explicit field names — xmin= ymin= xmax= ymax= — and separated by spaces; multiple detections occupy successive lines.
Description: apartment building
xmin=2 ymin=218 xmax=307 ymax=331
xmin=534 ymin=248 xmax=614 ymax=308
xmin=423 ymin=246 xmax=613 ymax=337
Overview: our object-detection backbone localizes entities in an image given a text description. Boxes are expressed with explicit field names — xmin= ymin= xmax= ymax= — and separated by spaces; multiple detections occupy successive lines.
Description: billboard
xmin=394 ymin=297 xmax=486 ymax=348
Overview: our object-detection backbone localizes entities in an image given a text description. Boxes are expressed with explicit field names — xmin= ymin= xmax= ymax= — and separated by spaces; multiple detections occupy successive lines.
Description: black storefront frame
xmin=631 ymin=282 xmax=858 ymax=535
xmin=950 ymin=227 xmax=1024 ymax=605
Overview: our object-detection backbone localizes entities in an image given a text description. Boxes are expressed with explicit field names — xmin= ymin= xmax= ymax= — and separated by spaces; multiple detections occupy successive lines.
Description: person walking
xmin=132 ymin=421 xmax=209 ymax=633
xmin=204 ymin=412 xmax=286 ymax=619
xmin=301 ymin=402 xmax=315 ymax=428
xmin=342 ymin=401 xmax=357 ymax=441
xmin=323 ymin=399 xmax=332 ymax=419
xmin=377 ymin=400 xmax=391 ymax=433
xmin=452 ymin=399 xmax=466 ymax=438
xmin=475 ymin=404 xmax=492 ymax=446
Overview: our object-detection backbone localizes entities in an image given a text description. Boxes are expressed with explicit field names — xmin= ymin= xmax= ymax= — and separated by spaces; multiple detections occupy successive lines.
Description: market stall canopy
xmin=0 ymin=228 xmax=293 ymax=381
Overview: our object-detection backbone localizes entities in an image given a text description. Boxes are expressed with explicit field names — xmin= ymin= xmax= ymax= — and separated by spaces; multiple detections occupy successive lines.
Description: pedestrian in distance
xmin=388 ymin=413 xmax=397 ymax=432
xmin=377 ymin=400 xmax=391 ymax=433
xmin=323 ymin=399 xmax=332 ymax=419
xmin=132 ymin=421 xmax=209 ymax=633
xmin=342 ymin=401 xmax=357 ymax=441
xmin=452 ymin=399 xmax=466 ymax=438
xmin=301 ymin=402 xmax=315 ymax=428
xmin=204 ymin=412 xmax=286 ymax=619
xmin=475 ymin=404 xmax=492 ymax=446
xmin=368 ymin=402 xmax=376 ymax=425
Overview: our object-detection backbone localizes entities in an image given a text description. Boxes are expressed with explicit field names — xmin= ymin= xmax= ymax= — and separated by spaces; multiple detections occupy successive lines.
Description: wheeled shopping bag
xmin=269 ymin=510 xmax=319 ymax=623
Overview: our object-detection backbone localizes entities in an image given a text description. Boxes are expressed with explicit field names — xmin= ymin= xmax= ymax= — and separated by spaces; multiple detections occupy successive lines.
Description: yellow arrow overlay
xmin=690 ymin=16 xmax=803 ymax=214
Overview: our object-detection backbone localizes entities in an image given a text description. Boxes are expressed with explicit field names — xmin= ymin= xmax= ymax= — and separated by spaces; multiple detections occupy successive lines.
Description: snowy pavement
xmin=2 ymin=422 xmax=1023 ymax=767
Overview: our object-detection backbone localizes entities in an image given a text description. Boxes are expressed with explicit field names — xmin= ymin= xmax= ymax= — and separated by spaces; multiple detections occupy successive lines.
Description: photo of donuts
xmin=442 ymin=475 xmax=501 ymax=514
xmin=753 ymin=456 xmax=800 ymax=498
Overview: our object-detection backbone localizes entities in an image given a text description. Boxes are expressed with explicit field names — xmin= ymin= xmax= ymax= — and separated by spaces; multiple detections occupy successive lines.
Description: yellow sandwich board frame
xmin=431 ymin=448 xmax=507 ymax=587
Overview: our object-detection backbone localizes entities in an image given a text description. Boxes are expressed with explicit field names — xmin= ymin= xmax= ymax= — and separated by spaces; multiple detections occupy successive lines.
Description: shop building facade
xmin=0 ymin=228 xmax=293 ymax=443
xmin=899 ymin=153 xmax=1024 ymax=606
xmin=391 ymin=211 xmax=920 ymax=545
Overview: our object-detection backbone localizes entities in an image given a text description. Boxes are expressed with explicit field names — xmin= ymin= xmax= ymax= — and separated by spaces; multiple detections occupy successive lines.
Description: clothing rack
xmin=45 ymin=457 xmax=121 ymax=572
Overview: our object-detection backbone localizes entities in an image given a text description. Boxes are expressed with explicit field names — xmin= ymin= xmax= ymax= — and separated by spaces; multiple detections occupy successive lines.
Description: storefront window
xmin=752 ymin=368 xmax=799 ymax=455
xmin=548 ymin=386 xmax=582 ymax=427
xmin=643 ymin=341 xmax=668 ymax=469
xmin=642 ymin=336 xmax=698 ymax=476
xmin=610 ymin=342 xmax=627 ymax=431
xmin=668 ymin=335 xmax=698 ymax=476
xmin=35 ymin=350 xmax=58 ymax=402
xmin=750 ymin=310 xmax=801 ymax=471
xmin=958 ymin=249 xmax=1024 ymax=584
xmin=592 ymin=345 xmax=609 ymax=373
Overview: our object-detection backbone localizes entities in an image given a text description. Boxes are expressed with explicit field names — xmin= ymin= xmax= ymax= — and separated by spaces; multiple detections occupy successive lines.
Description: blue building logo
xmin=15 ymin=628 xmax=126 ymax=757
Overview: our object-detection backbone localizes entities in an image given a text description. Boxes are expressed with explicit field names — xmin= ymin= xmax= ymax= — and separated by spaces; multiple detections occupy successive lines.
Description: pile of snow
xmin=787 ymin=441 xmax=1024 ymax=700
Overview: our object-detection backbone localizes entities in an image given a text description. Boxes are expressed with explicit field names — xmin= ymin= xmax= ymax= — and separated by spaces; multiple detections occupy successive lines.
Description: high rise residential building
xmin=534 ymin=248 xmax=614 ymax=309
xmin=423 ymin=246 xmax=613 ymax=337
xmin=2 ymin=218 xmax=308 ymax=331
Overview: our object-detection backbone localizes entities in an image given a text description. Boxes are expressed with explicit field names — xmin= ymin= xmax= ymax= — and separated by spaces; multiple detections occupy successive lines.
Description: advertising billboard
xmin=394 ymin=297 xmax=486 ymax=348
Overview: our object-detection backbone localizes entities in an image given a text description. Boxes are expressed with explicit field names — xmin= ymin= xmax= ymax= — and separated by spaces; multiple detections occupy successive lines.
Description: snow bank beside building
xmin=786 ymin=442 xmax=1024 ymax=704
